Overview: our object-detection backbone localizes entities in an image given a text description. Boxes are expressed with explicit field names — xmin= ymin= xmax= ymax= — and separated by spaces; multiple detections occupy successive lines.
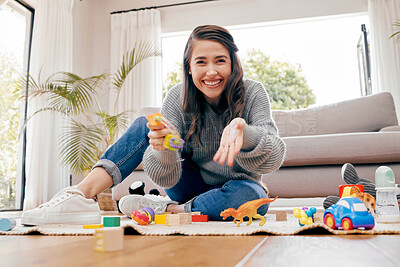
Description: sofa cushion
xmin=282 ymin=132 xmax=400 ymax=166
xmin=272 ymin=92 xmax=398 ymax=137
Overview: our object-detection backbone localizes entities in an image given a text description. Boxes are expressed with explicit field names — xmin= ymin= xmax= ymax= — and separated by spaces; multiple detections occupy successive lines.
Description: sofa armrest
xmin=379 ymin=125 xmax=400 ymax=132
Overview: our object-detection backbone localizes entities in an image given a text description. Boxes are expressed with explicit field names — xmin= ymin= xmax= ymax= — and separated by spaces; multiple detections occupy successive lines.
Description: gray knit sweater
xmin=142 ymin=79 xmax=286 ymax=188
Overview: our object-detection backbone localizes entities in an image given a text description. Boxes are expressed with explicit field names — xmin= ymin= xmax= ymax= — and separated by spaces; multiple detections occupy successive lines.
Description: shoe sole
xmin=119 ymin=195 xmax=174 ymax=218
xmin=21 ymin=212 xmax=101 ymax=226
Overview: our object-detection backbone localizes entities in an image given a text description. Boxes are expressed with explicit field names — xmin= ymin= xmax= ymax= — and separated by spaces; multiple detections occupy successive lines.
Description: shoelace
xmin=39 ymin=191 xmax=75 ymax=208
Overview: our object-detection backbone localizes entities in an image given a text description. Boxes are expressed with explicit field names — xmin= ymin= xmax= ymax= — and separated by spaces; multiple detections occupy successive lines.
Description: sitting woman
xmin=21 ymin=25 xmax=286 ymax=225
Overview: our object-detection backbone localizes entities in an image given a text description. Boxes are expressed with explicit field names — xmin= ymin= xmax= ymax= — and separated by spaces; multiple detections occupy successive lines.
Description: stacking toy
xmin=375 ymin=166 xmax=400 ymax=223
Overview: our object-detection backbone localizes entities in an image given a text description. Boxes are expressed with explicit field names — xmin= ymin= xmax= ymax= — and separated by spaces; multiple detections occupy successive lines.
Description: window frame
xmin=0 ymin=0 xmax=34 ymax=211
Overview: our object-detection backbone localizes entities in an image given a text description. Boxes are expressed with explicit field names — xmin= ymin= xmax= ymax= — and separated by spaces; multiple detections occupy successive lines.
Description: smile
xmin=203 ymin=80 xmax=222 ymax=86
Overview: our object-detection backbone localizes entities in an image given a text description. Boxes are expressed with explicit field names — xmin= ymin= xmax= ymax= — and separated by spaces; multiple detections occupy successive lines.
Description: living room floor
xmin=1 ymin=233 xmax=400 ymax=266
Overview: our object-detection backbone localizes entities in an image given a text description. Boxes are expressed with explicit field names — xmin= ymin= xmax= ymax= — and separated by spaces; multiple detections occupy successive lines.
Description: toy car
xmin=324 ymin=197 xmax=375 ymax=230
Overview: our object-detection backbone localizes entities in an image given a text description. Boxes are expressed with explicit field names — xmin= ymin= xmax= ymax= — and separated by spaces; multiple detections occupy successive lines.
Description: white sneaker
xmin=118 ymin=194 xmax=178 ymax=218
xmin=21 ymin=186 xmax=101 ymax=226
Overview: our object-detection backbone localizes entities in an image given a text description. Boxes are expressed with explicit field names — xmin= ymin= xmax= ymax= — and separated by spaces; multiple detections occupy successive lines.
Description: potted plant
xmin=20 ymin=42 xmax=161 ymax=209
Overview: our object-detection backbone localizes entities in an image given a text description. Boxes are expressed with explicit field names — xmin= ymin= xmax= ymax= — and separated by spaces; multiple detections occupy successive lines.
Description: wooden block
xmin=94 ymin=228 xmax=124 ymax=252
xmin=178 ymin=213 xmax=192 ymax=224
xmin=161 ymin=212 xmax=172 ymax=215
xmin=103 ymin=217 xmax=121 ymax=227
xmin=165 ymin=214 xmax=180 ymax=226
xmin=154 ymin=215 xmax=166 ymax=224
xmin=191 ymin=211 xmax=203 ymax=215
xmin=313 ymin=213 xmax=324 ymax=223
xmin=275 ymin=210 xmax=287 ymax=221
xmin=83 ymin=224 xmax=103 ymax=229
xmin=192 ymin=214 xmax=208 ymax=222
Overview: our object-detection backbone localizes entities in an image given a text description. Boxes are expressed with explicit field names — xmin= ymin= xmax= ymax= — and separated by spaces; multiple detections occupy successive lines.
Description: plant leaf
xmin=58 ymin=120 xmax=105 ymax=174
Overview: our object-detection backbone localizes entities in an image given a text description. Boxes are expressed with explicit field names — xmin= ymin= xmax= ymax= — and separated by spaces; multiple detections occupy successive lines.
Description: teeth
xmin=204 ymin=80 xmax=221 ymax=86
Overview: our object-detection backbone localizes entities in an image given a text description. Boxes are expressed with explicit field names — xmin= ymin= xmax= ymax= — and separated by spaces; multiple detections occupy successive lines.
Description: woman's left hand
xmin=213 ymin=118 xmax=246 ymax=166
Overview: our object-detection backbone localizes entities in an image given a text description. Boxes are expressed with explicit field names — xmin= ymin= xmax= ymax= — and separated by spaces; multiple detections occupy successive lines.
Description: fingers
xmin=213 ymin=143 xmax=236 ymax=166
xmin=147 ymin=123 xmax=170 ymax=151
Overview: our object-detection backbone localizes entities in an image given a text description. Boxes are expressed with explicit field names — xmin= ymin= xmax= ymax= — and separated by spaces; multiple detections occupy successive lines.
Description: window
xmin=0 ymin=0 xmax=34 ymax=210
xmin=162 ymin=14 xmax=369 ymax=108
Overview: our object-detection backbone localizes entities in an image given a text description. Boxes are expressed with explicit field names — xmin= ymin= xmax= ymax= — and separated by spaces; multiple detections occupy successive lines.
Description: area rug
xmin=1 ymin=214 xmax=400 ymax=236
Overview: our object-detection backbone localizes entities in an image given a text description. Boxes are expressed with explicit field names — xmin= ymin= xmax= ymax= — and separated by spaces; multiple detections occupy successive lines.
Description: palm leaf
xmin=390 ymin=20 xmax=400 ymax=42
xmin=58 ymin=120 xmax=106 ymax=174
xmin=21 ymin=71 xmax=107 ymax=116
xmin=112 ymin=42 xmax=161 ymax=91
xmin=96 ymin=111 xmax=131 ymax=145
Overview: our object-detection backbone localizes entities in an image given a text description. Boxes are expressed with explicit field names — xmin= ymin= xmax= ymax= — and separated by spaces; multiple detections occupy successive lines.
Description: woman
xmin=21 ymin=25 xmax=286 ymax=225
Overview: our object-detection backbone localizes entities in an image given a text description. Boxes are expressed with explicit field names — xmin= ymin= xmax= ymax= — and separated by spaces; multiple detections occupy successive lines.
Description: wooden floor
xmin=1 ymin=234 xmax=399 ymax=266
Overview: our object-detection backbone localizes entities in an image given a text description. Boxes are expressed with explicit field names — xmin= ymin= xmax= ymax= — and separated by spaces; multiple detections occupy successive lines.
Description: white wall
xmin=72 ymin=0 xmax=368 ymax=77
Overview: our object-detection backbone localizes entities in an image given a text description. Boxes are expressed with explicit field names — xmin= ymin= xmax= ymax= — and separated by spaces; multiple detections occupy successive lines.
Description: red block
xmin=192 ymin=214 xmax=208 ymax=222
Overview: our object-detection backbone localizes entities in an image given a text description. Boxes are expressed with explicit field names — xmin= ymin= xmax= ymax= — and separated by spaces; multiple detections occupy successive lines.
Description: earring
xmin=189 ymin=71 xmax=192 ymax=75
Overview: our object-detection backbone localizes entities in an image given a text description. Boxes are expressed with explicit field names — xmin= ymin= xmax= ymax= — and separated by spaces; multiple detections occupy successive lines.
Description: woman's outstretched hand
xmin=147 ymin=122 xmax=171 ymax=151
xmin=213 ymin=118 xmax=246 ymax=166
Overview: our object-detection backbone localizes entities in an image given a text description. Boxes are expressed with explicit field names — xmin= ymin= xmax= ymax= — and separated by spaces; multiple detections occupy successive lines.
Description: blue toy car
xmin=324 ymin=197 xmax=375 ymax=230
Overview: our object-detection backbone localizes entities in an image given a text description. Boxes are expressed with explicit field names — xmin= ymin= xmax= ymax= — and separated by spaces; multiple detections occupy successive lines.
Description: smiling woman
xmin=0 ymin=0 xmax=34 ymax=210
xmin=189 ymin=40 xmax=232 ymax=107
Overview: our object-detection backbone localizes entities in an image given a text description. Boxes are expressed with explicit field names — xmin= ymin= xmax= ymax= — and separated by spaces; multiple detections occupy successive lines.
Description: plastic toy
xmin=103 ymin=217 xmax=121 ymax=227
xmin=83 ymin=224 xmax=103 ymax=229
xmin=350 ymin=186 xmax=376 ymax=216
xmin=324 ymin=197 xmax=375 ymax=230
xmin=0 ymin=218 xmax=16 ymax=231
xmin=131 ymin=207 xmax=155 ymax=225
xmin=375 ymin=166 xmax=400 ymax=223
xmin=146 ymin=112 xmax=184 ymax=150
xmin=293 ymin=207 xmax=317 ymax=226
xmin=220 ymin=196 xmax=278 ymax=227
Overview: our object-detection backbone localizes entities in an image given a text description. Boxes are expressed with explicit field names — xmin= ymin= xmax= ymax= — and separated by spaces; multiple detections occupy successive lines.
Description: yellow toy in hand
xmin=146 ymin=113 xmax=184 ymax=150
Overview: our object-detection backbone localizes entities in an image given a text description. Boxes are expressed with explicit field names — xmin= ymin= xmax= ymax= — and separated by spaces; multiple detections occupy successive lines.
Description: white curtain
xmin=368 ymin=0 xmax=400 ymax=118
xmin=23 ymin=0 xmax=73 ymax=210
xmin=110 ymin=9 xmax=162 ymax=126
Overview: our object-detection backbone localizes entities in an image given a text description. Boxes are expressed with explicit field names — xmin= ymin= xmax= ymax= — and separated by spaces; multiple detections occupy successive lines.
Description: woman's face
xmin=189 ymin=40 xmax=232 ymax=107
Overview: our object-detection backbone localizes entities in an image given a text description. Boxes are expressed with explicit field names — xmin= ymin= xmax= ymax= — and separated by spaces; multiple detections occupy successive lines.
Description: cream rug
xmin=1 ymin=214 xmax=399 ymax=236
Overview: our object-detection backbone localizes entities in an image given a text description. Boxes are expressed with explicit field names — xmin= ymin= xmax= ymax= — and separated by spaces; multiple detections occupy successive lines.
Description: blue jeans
xmin=94 ymin=116 xmax=270 ymax=221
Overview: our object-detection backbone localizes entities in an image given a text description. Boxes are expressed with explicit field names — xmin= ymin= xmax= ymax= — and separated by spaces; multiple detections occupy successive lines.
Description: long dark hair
xmin=182 ymin=25 xmax=245 ymax=146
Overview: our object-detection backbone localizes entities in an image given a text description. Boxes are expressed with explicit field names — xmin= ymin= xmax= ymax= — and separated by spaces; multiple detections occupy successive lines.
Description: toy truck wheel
xmin=324 ymin=213 xmax=336 ymax=229
xmin=341 ymin=218 xmax=353 ymax=230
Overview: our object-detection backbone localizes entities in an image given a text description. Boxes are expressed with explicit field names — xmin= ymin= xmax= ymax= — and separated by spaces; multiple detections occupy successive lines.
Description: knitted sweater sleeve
xmin=235 ymin=81 xmax=286 ymax=174
xmin=142 ymin=85 xmax=184 ymax=188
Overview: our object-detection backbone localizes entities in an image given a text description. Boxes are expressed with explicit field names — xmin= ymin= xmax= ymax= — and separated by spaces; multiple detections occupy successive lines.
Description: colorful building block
xmin=313 ymin=213 xmax=324 ymax=223
xmin=192 ymin=214 xmax=209 ymax=222
xmin=0 ymin=218 xmax=16 ymax=231
xmin=103 ymin=216 xmax=121 ymax=227
xmin=83 ymin=224 xmax=103 ymax=229
xmin=191 ymin=211 xmax=203 ymax=215
xmin=154 ymin=215 xmax=166 ymax=224
xmin=275 ymin=210 xmax=287 ymax=221
xmin=165 ymin=214 xmax=180 ymax=226
xmin=94 ymin=228 xmax=124 ymax=252
xmin=178 ymin=213 xmax=192 ymax=224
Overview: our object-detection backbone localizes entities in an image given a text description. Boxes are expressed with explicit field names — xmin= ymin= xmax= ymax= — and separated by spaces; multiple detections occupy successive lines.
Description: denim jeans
xmin=94 ymin=116 xmax=270 ymax=221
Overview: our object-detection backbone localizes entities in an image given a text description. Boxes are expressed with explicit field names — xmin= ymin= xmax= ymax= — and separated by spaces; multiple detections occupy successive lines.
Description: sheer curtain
xmin=109 ymin=9 xmax=162 ymax=126
xmin=23 ymin=0 xmax=73 ymax=209
xmin=368 ymin=0 xmax=400 ymax=118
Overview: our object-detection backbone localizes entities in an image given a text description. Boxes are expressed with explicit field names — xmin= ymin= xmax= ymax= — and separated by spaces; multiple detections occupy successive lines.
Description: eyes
xmin=194 ymin=58 xmax=228 ymax=65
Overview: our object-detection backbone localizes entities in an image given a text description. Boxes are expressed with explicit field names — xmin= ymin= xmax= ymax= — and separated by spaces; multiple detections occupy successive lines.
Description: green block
xmin=103 ymin=217 xmax=121 ymax=227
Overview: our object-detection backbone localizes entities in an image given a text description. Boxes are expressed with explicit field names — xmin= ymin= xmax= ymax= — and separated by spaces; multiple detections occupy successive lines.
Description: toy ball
xmin=131 ymin=209 xmax=152 ymax=225
xmin=293 ymin=208 xmax=301 ymax=218
xmin=142 ymin=207 xmax=155 ymax=221
xmin=310 ymin=207 xmax=317 ymax=214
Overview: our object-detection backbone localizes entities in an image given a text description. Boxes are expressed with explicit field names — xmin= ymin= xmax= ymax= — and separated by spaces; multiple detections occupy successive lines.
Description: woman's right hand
xmin=147 ymin=122 xmax=172 ymax=151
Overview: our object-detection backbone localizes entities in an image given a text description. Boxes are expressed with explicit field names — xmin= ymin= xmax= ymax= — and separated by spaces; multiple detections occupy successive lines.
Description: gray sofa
xmin=112 ymin=92 xmax=400 ymax=201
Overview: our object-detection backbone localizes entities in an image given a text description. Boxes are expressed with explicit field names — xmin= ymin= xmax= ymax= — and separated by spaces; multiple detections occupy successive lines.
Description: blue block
xmin=0 ymin=218 xmax=16 ymax=231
